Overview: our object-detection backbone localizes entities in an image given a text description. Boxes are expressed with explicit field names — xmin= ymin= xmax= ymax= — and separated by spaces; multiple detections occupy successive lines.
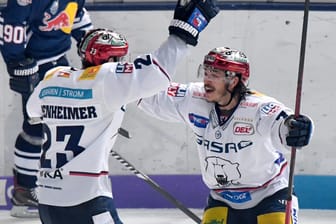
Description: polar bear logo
xmin=205 ymin=156 xmax=241 ymax=186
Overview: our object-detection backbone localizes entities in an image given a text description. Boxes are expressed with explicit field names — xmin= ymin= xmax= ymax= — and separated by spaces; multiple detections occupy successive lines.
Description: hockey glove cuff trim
xmin=170 ymin=19 xmax=200 ymax=38
xmin=8 ymin=58 xmax=39 ymax=77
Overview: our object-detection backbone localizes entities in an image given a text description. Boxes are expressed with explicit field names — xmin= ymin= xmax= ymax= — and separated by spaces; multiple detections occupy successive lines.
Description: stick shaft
xmin=111 ymin=150 xmax=202 ymax=224
xmin=285 ymin=0 xmax=310 ymax=223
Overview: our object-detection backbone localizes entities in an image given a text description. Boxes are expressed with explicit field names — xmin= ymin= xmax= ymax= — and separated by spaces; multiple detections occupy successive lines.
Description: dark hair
xmin=82 ymin=56 xmax=120 ymax=69
xmin=82 ymin=59 xmax=94 ymax=69
xmin=233 ymin=73 xmax=251 ymax=100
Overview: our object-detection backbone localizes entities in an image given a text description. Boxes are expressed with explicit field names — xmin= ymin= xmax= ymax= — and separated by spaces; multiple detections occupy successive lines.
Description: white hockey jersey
xmin=139 ymin=82 xmax=294 ymax=209
xmin=26 ymin=35 xmax=188 ymax=206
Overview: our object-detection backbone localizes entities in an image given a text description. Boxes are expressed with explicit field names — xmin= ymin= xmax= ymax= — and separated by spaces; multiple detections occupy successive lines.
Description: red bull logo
xmin=39 ymin=2 xmax=78 ymax=34
xmin=40 ymin=12 xmax=70 ymax=31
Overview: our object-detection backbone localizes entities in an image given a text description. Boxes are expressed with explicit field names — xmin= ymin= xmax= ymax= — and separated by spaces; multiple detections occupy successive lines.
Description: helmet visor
xmin=197 ymin=64 xmax=238 ymax=81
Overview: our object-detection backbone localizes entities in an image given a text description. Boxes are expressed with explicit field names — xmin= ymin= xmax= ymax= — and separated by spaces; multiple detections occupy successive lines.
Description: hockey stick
xmin=113 ymin=128 xmax=202 ymax=224
xmin=285 ymin=1 xmax=310 ymax=224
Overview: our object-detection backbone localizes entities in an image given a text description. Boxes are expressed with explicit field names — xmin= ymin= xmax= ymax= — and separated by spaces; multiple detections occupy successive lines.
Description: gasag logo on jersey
xmin=196 ymin=135 xmax=253 ymax=153
xmin=79 ymin=66 xmax=101 ymax=80
xmin=189 ymin=113 xmax=209 ymax=128
xmin=219 ymin=191 xmax=251 ymax=203
xmin=116 ymin=62 xmax=133 ymax=73
xmin=261 ymin=103 xmax=281 ymax=115
xmin=167 ymin=83 xmax=187 ymax=97
xmin=233 ymin=122 xmax=254 ymax=135
xmin=202 ymin=139 xmax=252 ymax=153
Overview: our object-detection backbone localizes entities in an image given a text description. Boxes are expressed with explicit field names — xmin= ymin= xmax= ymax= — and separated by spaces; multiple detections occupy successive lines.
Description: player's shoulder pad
xmin=44 ymin=66 xmax=73 ymax=81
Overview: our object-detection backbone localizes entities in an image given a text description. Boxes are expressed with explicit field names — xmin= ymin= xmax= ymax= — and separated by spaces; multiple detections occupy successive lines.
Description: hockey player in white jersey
xmin=138 ymin=47 xmax=313 ymax=224
xmin=25 ymin=0 xmax=219 ymax=223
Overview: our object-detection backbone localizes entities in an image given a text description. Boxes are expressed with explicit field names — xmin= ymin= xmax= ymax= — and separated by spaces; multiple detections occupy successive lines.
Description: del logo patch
xmin=233 ymin=122 xmax=254 ymax=135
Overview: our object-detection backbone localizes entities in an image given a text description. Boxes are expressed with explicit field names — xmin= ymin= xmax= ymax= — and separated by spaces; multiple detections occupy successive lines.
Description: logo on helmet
xmin=204 ymin=55 xmax=216 ymax=63
xmin=79 ymin=29 xmax=129 ymax=66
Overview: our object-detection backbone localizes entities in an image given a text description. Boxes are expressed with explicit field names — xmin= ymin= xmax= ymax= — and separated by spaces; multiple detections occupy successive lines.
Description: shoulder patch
xmin=44 ymin=67 xmax=64 ymax=81
xmin=115 ymin=63 xmax=133 ymax=74
xmin=167 ymin=82 xmax=187 ymax=97
xmin=188 ymin=113 xmax=209 ymax=128
xmin=261 ymin=102 xmax=281 ymax=115
xmin=57 ymin=71 xmax=71 ymax=78
xmin=79 ymin=66 xmax=101 ymax=80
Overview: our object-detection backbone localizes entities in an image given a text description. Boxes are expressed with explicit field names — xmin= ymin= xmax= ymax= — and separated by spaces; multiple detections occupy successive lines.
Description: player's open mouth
xmin=204 ymin=85 xmax=215 ymax=93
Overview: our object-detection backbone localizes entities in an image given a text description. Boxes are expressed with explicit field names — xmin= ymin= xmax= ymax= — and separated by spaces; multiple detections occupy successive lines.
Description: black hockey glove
xmin=7 ymin=58 xmax=40 ymax=95
xmin=284 ymin=114 xmax=313 ymax=147
xmin=169 ymin=0 xmax=220 ymax=46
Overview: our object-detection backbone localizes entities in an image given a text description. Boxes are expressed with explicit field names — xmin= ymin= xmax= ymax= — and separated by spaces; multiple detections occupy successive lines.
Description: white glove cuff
xmin=170 ymin=19 xmax=199 ymax=37
xmin=13 ymin=64 xmax=39 ymax=76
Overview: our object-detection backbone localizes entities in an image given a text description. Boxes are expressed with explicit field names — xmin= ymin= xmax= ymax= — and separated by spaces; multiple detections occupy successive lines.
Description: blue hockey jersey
xmin=0 ymin=0 xmax=93 ymax=64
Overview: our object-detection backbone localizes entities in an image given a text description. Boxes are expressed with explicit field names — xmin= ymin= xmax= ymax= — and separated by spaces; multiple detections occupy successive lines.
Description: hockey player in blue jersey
xmin=25 ymin=0 xmax=219 ymax=223
xmin=0 ymin=0 xmax=93 ymax=217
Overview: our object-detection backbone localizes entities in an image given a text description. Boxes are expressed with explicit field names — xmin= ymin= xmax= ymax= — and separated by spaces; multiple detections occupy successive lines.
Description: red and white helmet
xmin=78 ymin=28 xmax=129 ymax=66
xmin=203 ymin=47 xmax=250 ymax=86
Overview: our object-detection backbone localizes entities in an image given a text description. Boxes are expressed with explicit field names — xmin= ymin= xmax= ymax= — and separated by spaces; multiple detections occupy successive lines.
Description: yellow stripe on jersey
xmin=250 ymin=89 xmax=266 ymax=97
xmin=202 ymin=207 xmax=228 ymax=224
xmin=257 ymin=212 xmax=290 ymax=224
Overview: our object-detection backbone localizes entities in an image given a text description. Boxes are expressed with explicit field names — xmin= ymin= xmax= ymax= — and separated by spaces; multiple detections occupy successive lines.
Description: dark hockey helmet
xmin=203 ymin=47 xmax=250 ymax=86
xmin=78 ymin=28 xmax=128 ymax=66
